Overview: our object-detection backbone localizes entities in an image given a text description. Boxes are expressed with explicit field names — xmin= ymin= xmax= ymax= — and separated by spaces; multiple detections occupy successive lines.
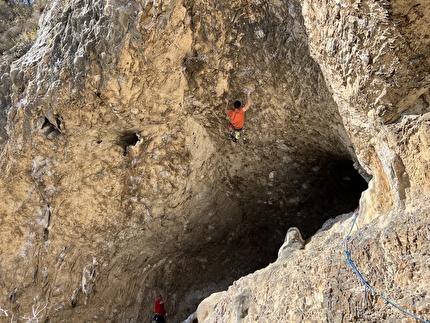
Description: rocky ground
xmin=197 ymin=202 xmax=430 ymax=322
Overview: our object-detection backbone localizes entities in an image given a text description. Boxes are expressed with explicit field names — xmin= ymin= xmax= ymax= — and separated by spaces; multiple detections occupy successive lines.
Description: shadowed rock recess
xmin=0 ymin=0 xmax=429 ymax=322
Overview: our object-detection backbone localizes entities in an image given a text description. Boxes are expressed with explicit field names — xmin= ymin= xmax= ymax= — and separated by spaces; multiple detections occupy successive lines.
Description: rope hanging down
xmin=343 ymin=211 xmax=429 ymax=323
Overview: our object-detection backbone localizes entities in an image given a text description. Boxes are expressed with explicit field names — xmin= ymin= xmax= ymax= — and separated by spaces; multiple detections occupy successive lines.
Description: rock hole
xmin=43 ymin=227 xmax=49 ymax=242
xmin=117 ymin=131 xmax=140 ymax=155
xmin=43 ymin=204 xmax=51 ymax=242
xmin=41 ymin=116 xmax=61 ymax=138
xmin=8 ymin=288 xmax=16 ymax=302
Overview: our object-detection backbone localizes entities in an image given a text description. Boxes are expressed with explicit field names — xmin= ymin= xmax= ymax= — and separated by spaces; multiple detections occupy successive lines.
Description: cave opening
xmin=229 ymin=156 xmax=369 ymax=253
xmin=242 ymin=156 xmax=370 ymax=262
xmin=164 ymin=156 xmax=370 ymax=321
xmin=193 ymin=156 xmax=371 ymax=288
xmin=288 ymin=157 xmax=370 ymax=239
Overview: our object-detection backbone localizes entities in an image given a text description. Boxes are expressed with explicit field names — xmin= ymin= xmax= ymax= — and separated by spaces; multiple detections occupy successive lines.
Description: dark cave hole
xmin=41 ymin=116 xmax=61 ymax=138
xmin=296 ymin=157 xmax=369 ymax=238
xmin=117 ymin=131 xmax=140 ymax=155
xmin=234 ymin=157 xmax=370 ymax=269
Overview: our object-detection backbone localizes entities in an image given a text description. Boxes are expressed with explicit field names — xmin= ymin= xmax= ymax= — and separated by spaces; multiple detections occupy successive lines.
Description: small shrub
xmin=0 ymin=0 xmax=42 ymax=60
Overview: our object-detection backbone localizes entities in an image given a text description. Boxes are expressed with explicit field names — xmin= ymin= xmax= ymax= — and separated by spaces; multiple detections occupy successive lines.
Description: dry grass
xmin=0 ymin=0 xmax=45 ymax=62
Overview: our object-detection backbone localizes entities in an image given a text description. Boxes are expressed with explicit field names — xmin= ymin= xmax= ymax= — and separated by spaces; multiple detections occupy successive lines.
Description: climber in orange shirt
xmin=225 ymin=91 xmax=252 ymax=142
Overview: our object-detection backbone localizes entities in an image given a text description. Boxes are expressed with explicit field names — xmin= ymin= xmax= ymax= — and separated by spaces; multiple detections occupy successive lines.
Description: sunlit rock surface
xmin=0 ymin=0 xmax=428 ymax=322
xmin=197 ymin=206 xmax=430 ymax=322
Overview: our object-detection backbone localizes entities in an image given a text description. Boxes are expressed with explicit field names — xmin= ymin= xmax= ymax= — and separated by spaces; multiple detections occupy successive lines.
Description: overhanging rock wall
xmin=0 ymin=0 xmax=429 ymax=322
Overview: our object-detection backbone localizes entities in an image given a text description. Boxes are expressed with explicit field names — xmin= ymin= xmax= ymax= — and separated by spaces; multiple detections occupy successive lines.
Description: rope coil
xmin=343 ymin=211 xmax=429 ymax=323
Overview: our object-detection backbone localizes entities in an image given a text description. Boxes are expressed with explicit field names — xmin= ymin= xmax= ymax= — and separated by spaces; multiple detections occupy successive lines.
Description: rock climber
xmin=153 ymin=294 xmax=168 ymax=323
xmin=225 ymin=90 xmax=252 ymax=142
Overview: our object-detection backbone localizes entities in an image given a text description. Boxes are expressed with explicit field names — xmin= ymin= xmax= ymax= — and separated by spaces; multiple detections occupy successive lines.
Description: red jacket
xmin=155 ymin=299 xmax=166 ymax=316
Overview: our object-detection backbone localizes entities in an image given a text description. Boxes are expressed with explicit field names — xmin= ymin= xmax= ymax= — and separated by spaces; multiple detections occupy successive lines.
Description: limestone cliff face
xmin=197 ymin=207 xmax=430 ymax=322
xmin=302 ymin=0 xmax=430 ymax=221
xmin=0 ymin=0 xmax=428 ymax=322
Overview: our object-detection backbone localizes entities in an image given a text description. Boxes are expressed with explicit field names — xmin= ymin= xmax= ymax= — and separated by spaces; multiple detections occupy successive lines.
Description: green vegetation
xmin=0 ymin=0 xmax=45 ymax=61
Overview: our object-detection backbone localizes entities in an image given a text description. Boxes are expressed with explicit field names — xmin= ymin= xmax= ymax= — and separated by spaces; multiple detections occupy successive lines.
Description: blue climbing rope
xmin=344 ymin=211 xmax=429 ymax=323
